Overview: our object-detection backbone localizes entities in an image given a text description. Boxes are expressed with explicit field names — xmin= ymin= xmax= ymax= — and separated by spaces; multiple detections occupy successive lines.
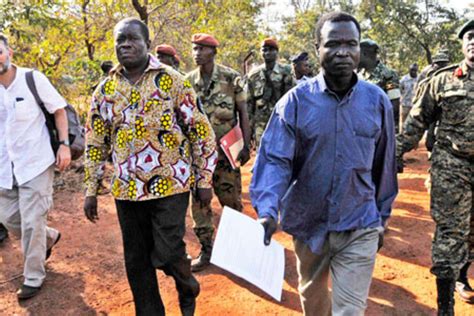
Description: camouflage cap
xmin=360 ymin=39 xmax=379 ymax=49
xmin=458 ymin=19 xmax=474 ymax=39
xmin=432 ymin=52 xmax=450 ymax=63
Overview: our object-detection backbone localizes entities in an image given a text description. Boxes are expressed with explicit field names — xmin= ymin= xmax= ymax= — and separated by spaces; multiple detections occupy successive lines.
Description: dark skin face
xmin=261 ymin=46 xmax=278 ymax=64
xmin=317 ymin=20 xmax=360 ymax=95
xmin=114 ymin=22 xmax=150 ymax=77
xmin=192 ymin=44 xmax=216 ymax=66
xmin=359 ymin=46 xmax=377 ymax=70
xmin=293 ymin=59 xmax=311 ymax=79
xmin=409 ymin=65 xmax=418 ymax=78
xmin=157 ymin=53 xmax=175 ymax=67
xmin=462 ymin=29 xmax=474 ymax=68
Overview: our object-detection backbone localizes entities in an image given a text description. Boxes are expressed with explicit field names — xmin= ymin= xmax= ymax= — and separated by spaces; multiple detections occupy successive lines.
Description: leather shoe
xmin=17 ymin=284 xmax=41 ymax=300
xmin=455 ymin=281 xmax=474 ymax=303
xmin=191 ymin=252 xmax=211 ymax=272
xmin=46 ymin=232 xmax=61 ymax=260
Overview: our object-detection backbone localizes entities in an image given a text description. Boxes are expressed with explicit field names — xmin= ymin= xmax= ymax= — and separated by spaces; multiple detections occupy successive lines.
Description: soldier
xmin=155 ymin=44 xmax=177 ymax=67
xmin=417 ymin=51 xmax=451 ymax=152
xmin=358 ymin=39 xmax=401 ymax=133
xmin=246 ymin=38 xmax=295 ymax=147
xmin=397 ymin=20 xmax=474 ymax=314
xmin=291 ymin=51 xmax=311 ymax=83
xmin=186 ymin=34 xmax=251 ymax=272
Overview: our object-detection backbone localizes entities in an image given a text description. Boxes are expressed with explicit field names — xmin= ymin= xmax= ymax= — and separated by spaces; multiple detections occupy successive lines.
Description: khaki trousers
xmin=0 ymin=165 xmax=59 ymax=287
xmin=294 ymin=228 xmax=380 ymax=316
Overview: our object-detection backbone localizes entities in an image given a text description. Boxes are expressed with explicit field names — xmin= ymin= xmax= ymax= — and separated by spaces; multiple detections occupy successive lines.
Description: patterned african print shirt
xmin=84 ymin=55 xmax=217 ymax=201
xmin=359 ymin=61 xmax=401 ymax=100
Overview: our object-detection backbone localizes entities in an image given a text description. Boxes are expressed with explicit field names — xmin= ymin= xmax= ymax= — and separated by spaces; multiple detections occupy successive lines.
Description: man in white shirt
xmin=399 ymin=63 xmax=418 ymax=132
xmin=0 ymin=33 xmax=71 ymax=299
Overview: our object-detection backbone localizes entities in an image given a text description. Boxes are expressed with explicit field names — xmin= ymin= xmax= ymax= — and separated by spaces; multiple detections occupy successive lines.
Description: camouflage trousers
xmin=430 ymin=146 xmax=474 ymax=279
xmin=254 ymin=121 xmax=268 ymax=149
xmin=191 ymin=151 xmax=242 ymax=246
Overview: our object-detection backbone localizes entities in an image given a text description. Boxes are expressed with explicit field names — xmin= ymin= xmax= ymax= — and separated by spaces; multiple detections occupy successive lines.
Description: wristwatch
xmin=59 ymin=139 xmax=70 ymax=147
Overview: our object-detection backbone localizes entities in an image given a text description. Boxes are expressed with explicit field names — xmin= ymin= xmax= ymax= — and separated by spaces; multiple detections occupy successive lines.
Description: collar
xmin=316 ymin=71 xmax=359 ymax=99
xmin=110 ymin=54 xmax=162 ymax=76
xmin=196 ymin=63 xmax=219 ymax=88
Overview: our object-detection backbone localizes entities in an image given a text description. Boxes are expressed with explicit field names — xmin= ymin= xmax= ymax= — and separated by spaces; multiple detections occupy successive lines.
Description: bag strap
xmin=25 ymin=71 xmax=49 ymax=116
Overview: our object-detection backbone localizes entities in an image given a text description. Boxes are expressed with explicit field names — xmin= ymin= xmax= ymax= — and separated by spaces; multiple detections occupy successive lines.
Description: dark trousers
xmin=115 ymin=192 xmax=199 ymax=316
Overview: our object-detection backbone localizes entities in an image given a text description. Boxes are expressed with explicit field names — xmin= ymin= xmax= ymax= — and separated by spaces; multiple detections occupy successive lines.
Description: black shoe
xmin=46 ymin=232 xmax=61 ymax=261
xmin=0 ymin=223 xmax=8 ymax=243
xmin=456 ymin=262 xmax=474 ymax=303
xmin=191 ymin=252 xmax=211 ymax=272
xmin=17 ymin=284 xmax=41 ymax=300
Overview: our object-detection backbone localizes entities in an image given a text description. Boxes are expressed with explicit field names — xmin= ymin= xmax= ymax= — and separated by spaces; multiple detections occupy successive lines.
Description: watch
xmin=59 ymin=139 xmax=70 ymax=147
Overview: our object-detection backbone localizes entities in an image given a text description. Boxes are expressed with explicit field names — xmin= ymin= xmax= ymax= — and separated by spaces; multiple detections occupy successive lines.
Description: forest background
xmin=0 ymin=0 xmax=471 ymax=117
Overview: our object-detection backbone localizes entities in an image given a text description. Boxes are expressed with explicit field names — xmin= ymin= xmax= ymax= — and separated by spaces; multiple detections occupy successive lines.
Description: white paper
xmin=210 ymin=206 xmax=285 ymax=301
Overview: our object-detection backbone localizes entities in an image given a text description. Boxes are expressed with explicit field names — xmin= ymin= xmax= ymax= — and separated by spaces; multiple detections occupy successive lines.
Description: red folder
xmin=220 ymin=125 xmax=244 ymax=169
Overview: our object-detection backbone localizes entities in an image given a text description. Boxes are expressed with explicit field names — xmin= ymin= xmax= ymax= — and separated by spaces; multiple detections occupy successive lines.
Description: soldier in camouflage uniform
xmin=358 ymin=39 xmax=401 ymax=133
xmin=186 ymin=34 xmax=251 ymax=272
xmin=246 ymin=38 xmax=295 ymax=147
xmin=397 ymin=20 xmax=474 ymax=314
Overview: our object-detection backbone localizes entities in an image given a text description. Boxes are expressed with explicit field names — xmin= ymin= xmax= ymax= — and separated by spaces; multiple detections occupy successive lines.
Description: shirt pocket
xmin=440 ymin=89 xmax=468 ymax=126
xmin=15 ymin=100 xmax=39 ymax=121
xmin=213 ymin=93 xmax=235 ymax=122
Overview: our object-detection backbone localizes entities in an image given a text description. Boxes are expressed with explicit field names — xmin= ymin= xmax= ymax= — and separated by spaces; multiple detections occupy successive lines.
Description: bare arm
xmin=54 ymin=108 xmax=71 ymax=171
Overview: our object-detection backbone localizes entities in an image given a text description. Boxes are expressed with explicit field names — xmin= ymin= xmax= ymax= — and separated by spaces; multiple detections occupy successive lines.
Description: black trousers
xmin=115 ymin=192 xmax=199 ymax=316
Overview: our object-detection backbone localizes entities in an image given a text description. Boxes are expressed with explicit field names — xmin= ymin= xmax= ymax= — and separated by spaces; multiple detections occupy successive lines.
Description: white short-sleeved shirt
xmin=0 ymin=66 xmax=67 ymax=189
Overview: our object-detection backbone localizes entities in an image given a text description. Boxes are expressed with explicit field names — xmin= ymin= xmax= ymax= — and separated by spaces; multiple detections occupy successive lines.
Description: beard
xmin=0 ymin=56 xmax=11 ymax=75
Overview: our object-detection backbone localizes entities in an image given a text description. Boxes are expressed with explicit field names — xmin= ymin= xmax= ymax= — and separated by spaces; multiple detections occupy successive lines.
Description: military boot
xmin=456 ymin=262 xmax=474 ymax=303
xmin=0 ymin=223 xmax=8 ymax=243
xmin=191 ymin=243 xmax=212 ymax=272
xmin=437 ymin=278 xmax=455 ymax=316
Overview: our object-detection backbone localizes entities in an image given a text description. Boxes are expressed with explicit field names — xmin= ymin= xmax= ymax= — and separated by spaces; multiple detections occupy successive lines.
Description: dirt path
xmin=1 ymin=146 xmax=473 ymax=315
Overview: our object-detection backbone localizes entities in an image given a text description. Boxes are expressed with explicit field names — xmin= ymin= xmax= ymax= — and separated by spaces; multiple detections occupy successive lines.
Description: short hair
xmin=314 ymin=12 xmax=361 ymax=47
xmin=114 ymin=17 xmax=150 ymax=42
xmin=0 ymin=33 xmax=9 ymax=47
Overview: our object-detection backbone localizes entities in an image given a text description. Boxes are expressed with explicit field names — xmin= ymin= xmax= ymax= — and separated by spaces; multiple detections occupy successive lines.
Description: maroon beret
xmin=191 ymin=33 xmax=219 ymax=47
xmin=155 ymin=44 xmax=177 ymax=56
xmin=261 ymin=38 xmax=278 ymax=50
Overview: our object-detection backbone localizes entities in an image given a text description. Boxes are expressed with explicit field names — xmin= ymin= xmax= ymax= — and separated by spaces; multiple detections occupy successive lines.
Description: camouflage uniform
xmin=359 ymin=61 xmax=401 ymax=132
xmin=246 ymin=63 xmax=294 ymax=146
xmin=186 ymin=64 xmax=246 ymax=246
xmin=397 ymin=61 xmax=474 ymax=279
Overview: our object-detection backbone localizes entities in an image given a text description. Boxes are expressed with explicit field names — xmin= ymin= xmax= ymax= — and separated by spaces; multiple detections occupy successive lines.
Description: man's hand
xmin=257 ymin=216 xmax=277 ymax=246
xmin=396 ymin=156 xmax=404 ymax=173
xmin=84 ymin=196 xmax=99 ymax=223
xmin=56 ymin=145 xmax=71 ymax=172
xmin=196 ymin=188 xmax=213 ymax=208
xmin=237 ymin=146 xmax=251 ymax=166
xmin=377 ymin=228 xmax=385 ymax=252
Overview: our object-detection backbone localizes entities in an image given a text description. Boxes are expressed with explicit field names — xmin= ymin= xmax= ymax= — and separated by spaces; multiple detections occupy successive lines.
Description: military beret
xmin=458 ymin=19 xmax=474 ymax=39
xmin=432 ymin=52 xmax=450 ymax=63
xmin=291 ymin=52 xmax=309 ymax=64
xmin=155 ymin=44 xmax=177 ymax=56
xmin=360 ymin=39 xmax=379 ymax=49
xmin=191 ymin=33 xmax=219 ymax=47
xmin=261 ymin=38 xmax=278 ymax=49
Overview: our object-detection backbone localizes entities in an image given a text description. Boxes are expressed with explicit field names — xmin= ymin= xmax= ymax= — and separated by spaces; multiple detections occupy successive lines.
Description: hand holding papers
xmin=210 ymin=206 xmax=285 ymax=301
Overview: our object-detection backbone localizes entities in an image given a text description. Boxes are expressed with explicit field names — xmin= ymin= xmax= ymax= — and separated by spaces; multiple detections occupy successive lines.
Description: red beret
xmin=155 ymin=44 xmax=177 ymax=56
xmin=261 ymin=38 xmax=278 ymax=50
xmin=191 ymin=33 xmax=219 ymax=47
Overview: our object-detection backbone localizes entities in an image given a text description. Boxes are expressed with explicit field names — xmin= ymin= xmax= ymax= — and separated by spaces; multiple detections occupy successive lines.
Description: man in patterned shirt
xmin=186 ymin=33 xmax=251 ymax=272
xmin=83 ymin=18 xmax=217 ymax=316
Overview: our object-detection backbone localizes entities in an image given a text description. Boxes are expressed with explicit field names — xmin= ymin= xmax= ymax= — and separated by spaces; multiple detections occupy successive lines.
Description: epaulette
xmin=218 ymin=64 xmax=240 ymax=80
xmin=431 ymin=63 xmax=458 ymax=77
xmin=248 ymin=64 xmax=265 ymax=78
